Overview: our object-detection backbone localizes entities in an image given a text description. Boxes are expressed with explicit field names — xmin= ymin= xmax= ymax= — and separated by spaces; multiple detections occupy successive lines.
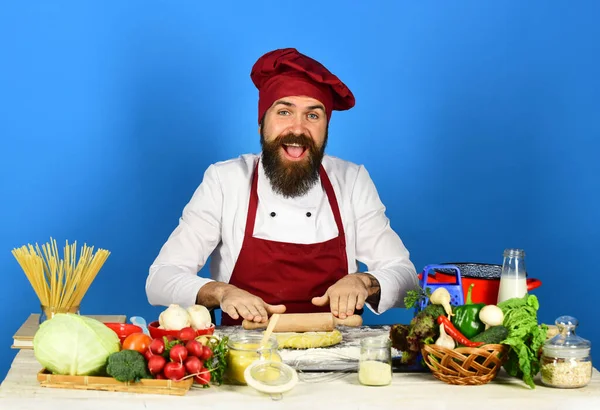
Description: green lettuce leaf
xmin=497 ymin=294 xmax=547 ymax=389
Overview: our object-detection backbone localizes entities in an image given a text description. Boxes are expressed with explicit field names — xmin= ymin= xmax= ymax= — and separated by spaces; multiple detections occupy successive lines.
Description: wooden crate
xmin=37 ymin=369 xmax=194 ymax=396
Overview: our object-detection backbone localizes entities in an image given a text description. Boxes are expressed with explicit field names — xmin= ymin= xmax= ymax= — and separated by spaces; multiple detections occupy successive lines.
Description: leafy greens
xmin=498 ymin=294 xmax=548 ymax=389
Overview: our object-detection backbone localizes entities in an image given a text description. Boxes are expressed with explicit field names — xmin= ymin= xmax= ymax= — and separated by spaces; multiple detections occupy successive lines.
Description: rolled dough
xmin=272 ymin=329 xmax=343 ymax=349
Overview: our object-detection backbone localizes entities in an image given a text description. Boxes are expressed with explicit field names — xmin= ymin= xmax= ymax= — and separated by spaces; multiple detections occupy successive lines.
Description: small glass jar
xmin=358 ymin=336 xmax=392 ymax=386
xmin=540 ymin=315 xmax=592 ymax=389
xmin=39 ymin=305 xmax=80 ymax=324
xmin=224 ymin=333 xmax=282 ymax=385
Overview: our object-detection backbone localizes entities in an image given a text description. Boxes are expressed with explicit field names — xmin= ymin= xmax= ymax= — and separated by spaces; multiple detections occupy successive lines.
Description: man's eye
xmin=308 ymin=113 xmax=319 ymax=120
xmin=278 ymin=110 xmax=290 ymax=116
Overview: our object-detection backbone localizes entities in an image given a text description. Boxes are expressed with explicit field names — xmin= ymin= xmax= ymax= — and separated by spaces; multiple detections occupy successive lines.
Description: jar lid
xmin=543 ymin=316 xmax=591 ymax=359
xmin=244 ymin=360 xmax=299 ymax=395
xmin=360 ymin=335 xmax=392 ymax=348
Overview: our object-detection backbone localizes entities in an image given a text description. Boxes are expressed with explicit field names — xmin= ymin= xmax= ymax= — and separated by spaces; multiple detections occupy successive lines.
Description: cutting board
xmin=12 ymin=313 xmax=127 ymax=349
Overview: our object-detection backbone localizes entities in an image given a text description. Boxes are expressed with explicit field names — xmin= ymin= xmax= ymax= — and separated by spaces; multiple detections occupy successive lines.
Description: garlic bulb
xmin=435 ymin=324 xmax=455 ymax=349
xmin=187 ymin=305 xmax=212 ymax=329
xmin=158 ymin=304 xmax=191 ymax=330
xmin=430 ymin=288 xmax=454 ymax=317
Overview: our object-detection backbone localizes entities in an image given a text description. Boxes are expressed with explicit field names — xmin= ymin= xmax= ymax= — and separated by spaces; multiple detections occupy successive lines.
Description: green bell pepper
xmin=451 ymin=283 xmax=485 ymax=339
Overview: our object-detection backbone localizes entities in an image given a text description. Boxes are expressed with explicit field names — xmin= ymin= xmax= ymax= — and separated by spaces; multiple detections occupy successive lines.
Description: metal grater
xmin=416 ymin=264 xmax=465 ymax=315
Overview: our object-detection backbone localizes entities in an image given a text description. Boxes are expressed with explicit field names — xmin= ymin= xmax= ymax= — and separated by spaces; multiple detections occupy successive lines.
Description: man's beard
xmin=260 ymin=128 xmax=327 ymax=198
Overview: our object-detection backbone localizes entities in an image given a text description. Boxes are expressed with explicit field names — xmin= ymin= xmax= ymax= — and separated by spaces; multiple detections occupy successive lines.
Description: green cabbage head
xmin=33 ymin=313 xmax=121 ymax=376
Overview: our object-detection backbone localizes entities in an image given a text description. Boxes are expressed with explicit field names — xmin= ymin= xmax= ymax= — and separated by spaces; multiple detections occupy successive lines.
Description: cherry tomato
xmin=122 ymin=333 xmax=152 ymax=354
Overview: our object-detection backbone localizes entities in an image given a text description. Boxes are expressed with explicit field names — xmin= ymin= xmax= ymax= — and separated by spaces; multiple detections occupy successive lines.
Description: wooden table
xmin=1 ymin=350 xmax=600 ymax=409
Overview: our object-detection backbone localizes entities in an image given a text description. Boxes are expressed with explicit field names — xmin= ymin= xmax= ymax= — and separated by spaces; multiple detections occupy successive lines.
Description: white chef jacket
xmin=146 ymin=153 xmax=419 ymax=314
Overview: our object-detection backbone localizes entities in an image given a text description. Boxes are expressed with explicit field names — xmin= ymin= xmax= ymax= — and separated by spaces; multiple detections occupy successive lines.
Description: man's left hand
xmin=312 ymin=273 xmax=379 ymax=319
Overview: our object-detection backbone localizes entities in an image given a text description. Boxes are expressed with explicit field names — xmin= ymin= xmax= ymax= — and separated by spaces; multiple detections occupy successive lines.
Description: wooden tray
xmin=37 ymin=369 xmax=194 ymax=396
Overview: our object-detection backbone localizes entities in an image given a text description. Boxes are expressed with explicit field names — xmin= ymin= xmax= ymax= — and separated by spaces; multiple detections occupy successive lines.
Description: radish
xmin=185 ymin=340 xmax=203 ymax=358
xmin=150 ymin=338 xmax=165 ymax=355
xmin=194 ymin=368 xmax=211 ymax=385
xmin=155 ymin=373 xmax=167 ymax=380
xmin=148 ymin=355 xmax=167 ymax=375
xmin=184 ymin=356 xmax=203 ymax=375
xmin=163 ymin=362 xmax=186 ymax=381
xmin=178 ymin=327 xmax=196 ymax=342
xmin=170 ymin=344 xmax=188 ymax=362
xmin=144 ymin=349 xmax=154 ymax=361
xmin=199 ymin=345 xmax=213 ymax=361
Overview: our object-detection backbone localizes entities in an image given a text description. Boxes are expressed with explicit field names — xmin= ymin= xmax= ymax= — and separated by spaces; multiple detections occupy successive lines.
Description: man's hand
xmin=197 ymin=282 xmax=286 ymax=323
xmin=311 ymin=273 xmax=381 ymax=319
xmin=220 ymin=286 xmax=286 ymax=323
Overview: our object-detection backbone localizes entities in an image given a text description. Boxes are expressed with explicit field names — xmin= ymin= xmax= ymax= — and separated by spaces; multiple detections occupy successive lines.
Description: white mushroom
xmin=479 ymin=305 xmax=505 ymax=330
xmin=158 ymin=304 xmax=191 ymax=330
xmin=187 ymin=305 xmax=212 ymax=329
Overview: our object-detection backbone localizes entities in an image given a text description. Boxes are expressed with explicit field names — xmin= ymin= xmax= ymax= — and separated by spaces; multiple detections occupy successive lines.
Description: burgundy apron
xmin=220 ymin=160 xmax=349 ymax=326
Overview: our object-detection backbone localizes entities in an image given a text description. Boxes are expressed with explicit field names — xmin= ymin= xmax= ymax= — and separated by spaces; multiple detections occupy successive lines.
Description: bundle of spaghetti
xmin=11 ymin=237 xmax=110 ymax=309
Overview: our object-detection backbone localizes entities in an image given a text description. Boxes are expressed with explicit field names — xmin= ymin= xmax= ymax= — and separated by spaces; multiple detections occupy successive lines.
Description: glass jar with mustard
xmin=225 ymin=333 xmax=282 ymax=385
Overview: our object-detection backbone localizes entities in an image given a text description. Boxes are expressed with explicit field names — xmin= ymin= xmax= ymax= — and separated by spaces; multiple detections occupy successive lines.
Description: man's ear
xmin=258 ymin=124 xmax=261 ymax=135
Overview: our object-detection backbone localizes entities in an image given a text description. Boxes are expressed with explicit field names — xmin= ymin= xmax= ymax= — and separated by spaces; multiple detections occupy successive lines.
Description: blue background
xmin=1 ymin=1 xmax=599 ymax=380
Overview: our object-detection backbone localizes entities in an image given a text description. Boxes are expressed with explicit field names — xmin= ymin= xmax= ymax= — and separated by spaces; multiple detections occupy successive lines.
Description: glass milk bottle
xmin=497 ymin=248 xmax=528 ymax=303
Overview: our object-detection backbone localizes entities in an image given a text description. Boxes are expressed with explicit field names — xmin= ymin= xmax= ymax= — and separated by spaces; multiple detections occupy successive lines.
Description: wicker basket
xmin=421 ymin=343 xmax=509 ymax=386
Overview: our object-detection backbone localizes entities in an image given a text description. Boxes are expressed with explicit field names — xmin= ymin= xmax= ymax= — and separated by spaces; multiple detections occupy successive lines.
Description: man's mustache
xmin=275 ymin=133 xmax=315 ymax=148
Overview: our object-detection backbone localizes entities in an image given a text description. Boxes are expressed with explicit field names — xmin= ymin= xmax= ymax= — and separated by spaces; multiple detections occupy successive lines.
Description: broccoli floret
xmin=423 ymin=303 xmax=446 ymax=319
xmin=106 ymin=349 xmax=150 ymax=383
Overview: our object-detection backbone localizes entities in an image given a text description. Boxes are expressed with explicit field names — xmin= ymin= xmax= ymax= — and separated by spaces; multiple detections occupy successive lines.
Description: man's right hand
xmin=197 ymin=282 xmax=286 ymax=323
xmin=219 ymin=286 xmax=286 ymax=323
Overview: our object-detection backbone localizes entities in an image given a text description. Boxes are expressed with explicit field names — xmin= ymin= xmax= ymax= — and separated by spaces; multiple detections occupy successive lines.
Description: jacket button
xmin=306 ymin=212 xmax=312 ymax=217
xmin=270 ymin=212 xmax=276 ymax=217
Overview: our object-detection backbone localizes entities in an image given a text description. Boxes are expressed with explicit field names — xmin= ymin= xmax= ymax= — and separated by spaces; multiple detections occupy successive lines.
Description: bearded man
xmin=146 ymin=48 xmax=419 ymax=325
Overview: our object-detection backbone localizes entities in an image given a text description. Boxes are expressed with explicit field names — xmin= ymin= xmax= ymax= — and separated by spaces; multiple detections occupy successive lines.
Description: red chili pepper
xmin=437 ymin=315 xmax=485 ymax=347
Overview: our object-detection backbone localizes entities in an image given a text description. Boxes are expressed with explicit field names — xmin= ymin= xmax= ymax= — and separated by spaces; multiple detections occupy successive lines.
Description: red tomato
xmin=122 ymin=333 xmax=152 ymax=354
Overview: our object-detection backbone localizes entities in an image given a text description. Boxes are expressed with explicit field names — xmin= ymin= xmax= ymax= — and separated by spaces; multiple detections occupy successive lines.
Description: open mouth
xmin=281 ymin=143 xmax=308 ymax=161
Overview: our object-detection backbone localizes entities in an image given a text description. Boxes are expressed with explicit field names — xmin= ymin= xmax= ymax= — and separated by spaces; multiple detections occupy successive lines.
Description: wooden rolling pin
xmin=242 ymin=312 xmax=363 ymax=332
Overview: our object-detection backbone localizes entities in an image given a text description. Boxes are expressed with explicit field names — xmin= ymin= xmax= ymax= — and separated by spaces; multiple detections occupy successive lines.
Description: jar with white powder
xmin=358 ymin=337 xmax=392 ymax=386
xmin=540 ymin=315 xmax=592 ymax=388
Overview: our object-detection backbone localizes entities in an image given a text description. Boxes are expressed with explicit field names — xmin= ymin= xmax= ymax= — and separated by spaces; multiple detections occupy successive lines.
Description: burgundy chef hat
xmin=250 ymin=48 xmax=355 ymax=124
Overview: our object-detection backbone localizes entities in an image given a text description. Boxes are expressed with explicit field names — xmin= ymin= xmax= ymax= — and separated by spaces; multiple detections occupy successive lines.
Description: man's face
xmin=260 ymin=96 xmax=329 ymax=198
